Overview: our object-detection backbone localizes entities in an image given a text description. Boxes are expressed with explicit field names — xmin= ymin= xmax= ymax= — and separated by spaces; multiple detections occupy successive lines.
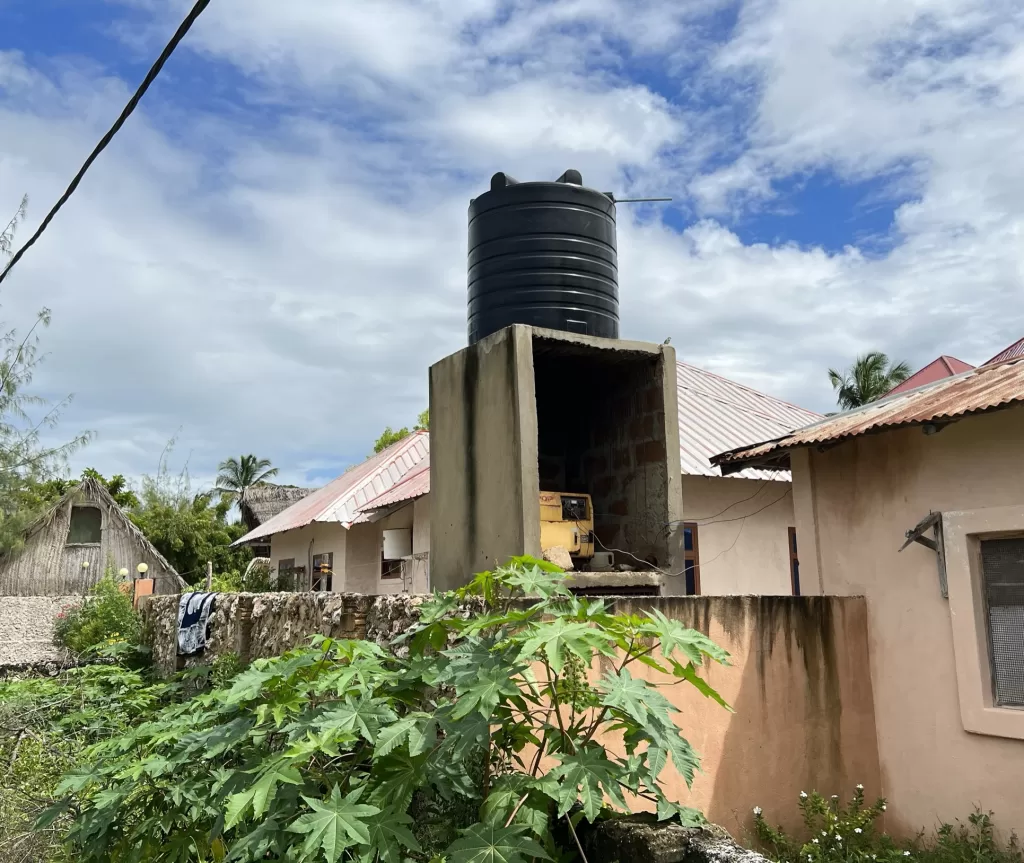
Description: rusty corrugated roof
xmin=676 ymin=361 xmax=822 ymax=481
xmin=713 ymin=357 xmax=1024 ymax=472
xmin=232 ymin=431 xmax=429 ymax=544
xmin=359 ymin=460 xmax=430 ymax=512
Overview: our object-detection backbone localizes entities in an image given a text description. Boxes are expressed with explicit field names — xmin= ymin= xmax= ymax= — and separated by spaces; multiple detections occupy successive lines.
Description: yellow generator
xmin=539 ymin=492 xmax=595 ymax=562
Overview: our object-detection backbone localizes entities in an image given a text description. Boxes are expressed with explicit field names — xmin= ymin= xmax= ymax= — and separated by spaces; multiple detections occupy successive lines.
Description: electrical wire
xmin=0 ymin=0 xmax=211 ymax=287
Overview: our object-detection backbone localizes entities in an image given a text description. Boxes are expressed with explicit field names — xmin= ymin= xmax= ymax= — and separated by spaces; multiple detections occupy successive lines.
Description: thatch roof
xmin=3 ymin=476 xmax=185 ymax=589
xmin=238 ymin=483 xmax=318 ymax=532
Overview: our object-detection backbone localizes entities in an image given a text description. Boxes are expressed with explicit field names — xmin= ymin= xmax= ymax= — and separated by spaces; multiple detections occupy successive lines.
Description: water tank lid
xmin=555 ymin=169 xmax=583 ymax=185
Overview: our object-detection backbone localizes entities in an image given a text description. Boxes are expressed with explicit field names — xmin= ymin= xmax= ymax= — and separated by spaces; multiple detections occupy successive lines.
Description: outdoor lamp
xmin=81 ymin=560 xmax=89 ymax=569
xmin=137 ymin=563 xmax=149 ymax=577
xmin=119 ymin=568 xmax=129 ymax=579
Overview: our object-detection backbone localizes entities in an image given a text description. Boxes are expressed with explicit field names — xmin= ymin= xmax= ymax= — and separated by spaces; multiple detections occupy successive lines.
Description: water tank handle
xmin=490 ymin=172 xmax=519 ymax=192
xmin=556 ymin=169 xmax=583 ymax=185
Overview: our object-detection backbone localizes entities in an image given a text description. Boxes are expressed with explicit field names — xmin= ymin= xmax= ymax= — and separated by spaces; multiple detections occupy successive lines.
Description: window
xmin=277 ymin=560 xmax=305 ymax=592
xmin=67 ymin=506 xmax=102 ymax=544
xmin=980 ymin=538 xmax=1024 ymax=708
xmin=381 ymin=552 xmax=403 ymax=579
xmin=311 ymin=553 xmax=333 ymax=592
xmin=683 ymin=522 xmax=700 ymax=596
xmin=789 ymin=527 xmax=801 ymax=596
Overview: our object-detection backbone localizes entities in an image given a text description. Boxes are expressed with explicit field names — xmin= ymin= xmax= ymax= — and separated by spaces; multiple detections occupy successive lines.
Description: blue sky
xmin=1 ymin=0 xmax=1022 ymax=487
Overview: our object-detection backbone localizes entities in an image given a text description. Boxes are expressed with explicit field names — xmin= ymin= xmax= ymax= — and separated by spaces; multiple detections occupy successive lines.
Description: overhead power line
xmin=0 ymin=0 xmax=212 ymax=287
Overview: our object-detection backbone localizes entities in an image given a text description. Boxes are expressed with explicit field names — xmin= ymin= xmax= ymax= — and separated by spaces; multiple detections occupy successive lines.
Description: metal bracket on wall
xmin=898 ymin=511 xmax=948 ymax=598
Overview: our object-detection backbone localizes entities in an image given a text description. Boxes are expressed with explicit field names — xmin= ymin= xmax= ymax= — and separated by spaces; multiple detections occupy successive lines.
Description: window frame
xmin=942 ymin=506 xmax=1024 ymax=740
xmin=788 ymin=526 xmax=801 ymax=597
xmin=683 ymin=522 xmax=701 ymax=596
xmin=66 ymin=505 xmax=103 ymax=546
xmin=311 ymin=552 xmax=334 ymax=592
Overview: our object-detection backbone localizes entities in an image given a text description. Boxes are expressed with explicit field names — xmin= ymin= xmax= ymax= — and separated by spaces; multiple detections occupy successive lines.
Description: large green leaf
xmin=643 ymin=608 xmax=730 ymax=666
xmin=482 ymin=776 xmax=551 ymax=838
xmin=518 ymin=618 xmax=614 ymax=674
xmin=548 ymin=746 xmax=629 ymax=821
xmin=451 ymin=663 xmax=521 ymax=720
xmin=287 ymin=786 xmax=381 ymax=863
xmin=224 ymin=762 xmax=302 ymax=828
xmin=358 ymin=807 xmax=421 ymax=863
xmin=446 ymin=823 xmax=550 ymax=863
xmin=317 ymin=695 xmax=396 ymax=742
xmin=502 ymin=564 xmax=572 ymax=599
xmin=599 ymin=667 xmax=675 ymax=726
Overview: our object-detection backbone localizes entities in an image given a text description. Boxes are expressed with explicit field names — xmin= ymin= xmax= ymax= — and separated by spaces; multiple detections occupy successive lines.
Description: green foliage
xmin=0 ymin=195 xmax=92 ymax=555
xmin=753 ymin=789 xmax=1021 ymax=863
xmin=46 ymin=557 xmax=728 ymax=862
xmin=372 ymin=410 xmax=428 ymax=454
xmin=130 ymin=446 xmax=251 ymax=580
xmin=52 ymin=569 xmax=142 ymax=656
xmin=827 ymin=352 xmax=912 ymax=410
xmin=0 ymin=663 xmax=180 ymax=863
xmin=24 ymin=468 xmax=140 ymax=511
xmin=216 ymin=454 xmax=279 ymax=503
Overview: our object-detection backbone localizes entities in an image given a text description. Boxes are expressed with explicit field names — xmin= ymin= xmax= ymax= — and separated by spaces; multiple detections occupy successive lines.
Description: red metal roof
xmin=984 ymin=337 xmax=1024 ymax=366
xmin=714 ymin=357 xmax=1024 ymax=472
xmin=359 ymin=460 xmax=430 ymax=511
xmin=233 ymin=431 xmax=429 ymax=544
xmin=886 ymin=356 xmax=974 ymax=397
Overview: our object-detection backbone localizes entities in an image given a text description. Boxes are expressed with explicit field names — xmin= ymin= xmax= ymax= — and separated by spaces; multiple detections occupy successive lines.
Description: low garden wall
xmin=140 ymin=591 xmax=880 ymax=841
xmin=0 ymin=595 xmax=75 ymax=671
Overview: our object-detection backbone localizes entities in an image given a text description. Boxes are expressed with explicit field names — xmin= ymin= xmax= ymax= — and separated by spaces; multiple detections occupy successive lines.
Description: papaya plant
xmin=44 ymin=557 xmax=730 ymax=862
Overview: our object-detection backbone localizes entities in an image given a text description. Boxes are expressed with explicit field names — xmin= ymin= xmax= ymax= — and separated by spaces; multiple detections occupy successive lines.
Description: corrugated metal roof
xmin=676 ymin=362 xmax=822 ymax=481
xmin=714 ymin=357 xmax=1024 ymax=471
xmin=359 ymin=460 xmax=430 ymax=512
xmin=887 ymin=355 xmax=974 ymax=397
xmin=985 ymin=337 xmax=1024 ymax=366
xmin=233 ymin=431 xmax=429 ymax=544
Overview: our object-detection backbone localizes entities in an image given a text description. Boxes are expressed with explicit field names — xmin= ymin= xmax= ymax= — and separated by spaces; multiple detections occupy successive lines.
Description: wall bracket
xmin=899 ymin=511 xmax=948 ymax=598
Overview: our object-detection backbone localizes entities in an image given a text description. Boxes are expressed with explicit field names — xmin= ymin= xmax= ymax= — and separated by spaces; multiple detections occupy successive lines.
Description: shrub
xmin=44 ymin=556 xmax=731 ymax=863
xmin=753 ymin=789 xmax=1021 ymax=863
xmin=52 ymin=570 xmax=141 ymax=656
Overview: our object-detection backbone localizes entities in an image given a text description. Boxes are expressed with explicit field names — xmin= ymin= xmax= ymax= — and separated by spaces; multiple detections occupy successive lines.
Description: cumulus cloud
xmin=1 ymin=0 xmax=1022 ymax=488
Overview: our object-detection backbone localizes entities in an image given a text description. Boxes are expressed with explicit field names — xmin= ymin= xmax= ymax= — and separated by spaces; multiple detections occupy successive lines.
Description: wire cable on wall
xmin=0 ymin=0 xmax=211 ymax=287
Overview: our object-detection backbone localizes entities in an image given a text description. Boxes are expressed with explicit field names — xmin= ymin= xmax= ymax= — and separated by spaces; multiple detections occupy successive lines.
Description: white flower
xmin=813 ymin=839 xmax=819 ymax=845
xmin=753 ymin=807 xmax=762 ymax=816
xmin=836 ymin=835 xmax=842 ymax=842
xmin=856 ymin=784 xmax=864 ymax=791
xmin=855 ymin=829 xmax=862 ymax=835
xmin=882 ymin=804 xmax=887 ymax=811
xmin=800 ymin=791 xmax=809 ymax=799
xmin=904 ymin=853 xmax=911 ymax=857
xmin=822 ymin=832 xmax=828 ymax=837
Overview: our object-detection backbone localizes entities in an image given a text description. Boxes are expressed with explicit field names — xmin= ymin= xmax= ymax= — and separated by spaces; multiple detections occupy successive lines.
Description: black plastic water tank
xmin=467 ymin=170 xmax=618 ymax=344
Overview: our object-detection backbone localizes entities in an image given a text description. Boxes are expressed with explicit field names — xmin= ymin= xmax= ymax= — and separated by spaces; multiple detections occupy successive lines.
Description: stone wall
xmin=140 ymin=592 xmax=881 ymax=840
xmin=0 ymin=595 xmax=76 ymax=669
xmin=141 ymin=592 xmax=450 ymax=676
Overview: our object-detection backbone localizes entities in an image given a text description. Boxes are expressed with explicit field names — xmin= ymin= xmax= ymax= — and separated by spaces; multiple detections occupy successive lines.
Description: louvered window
xmin=980 ymin=538 xmax=1024 ymax=708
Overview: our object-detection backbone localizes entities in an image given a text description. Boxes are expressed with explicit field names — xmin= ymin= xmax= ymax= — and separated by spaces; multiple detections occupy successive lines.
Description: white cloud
xmin=2 ymin=0 xmax=1023 ymax=491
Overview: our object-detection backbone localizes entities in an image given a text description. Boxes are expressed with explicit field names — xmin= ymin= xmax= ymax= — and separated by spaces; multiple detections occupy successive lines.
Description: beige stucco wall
xmin=599 ymin=596 xmax=880 ymax=841
xmin=683 ymin=476 xmax=795 ymax=596
xmin=270 ymin=523 xmax=347 ymax=592
xmin=412 ymin=495 xmax=430 ymax=556
xmin=791 ymin=406 xmax=1024 ymax=837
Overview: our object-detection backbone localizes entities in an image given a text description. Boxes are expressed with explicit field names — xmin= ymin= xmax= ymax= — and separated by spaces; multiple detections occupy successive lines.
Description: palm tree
xmin=828 ymin=351 xmax=912 ymax=410
xmin=215 ymin=455 xmax=278 ymax=504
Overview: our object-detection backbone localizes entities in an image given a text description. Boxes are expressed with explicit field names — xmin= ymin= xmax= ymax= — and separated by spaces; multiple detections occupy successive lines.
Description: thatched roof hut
xmin=0 ymin=477 xmax=183 ymax=596
xmin=238 ymin=483 xmax=318 ymax=534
